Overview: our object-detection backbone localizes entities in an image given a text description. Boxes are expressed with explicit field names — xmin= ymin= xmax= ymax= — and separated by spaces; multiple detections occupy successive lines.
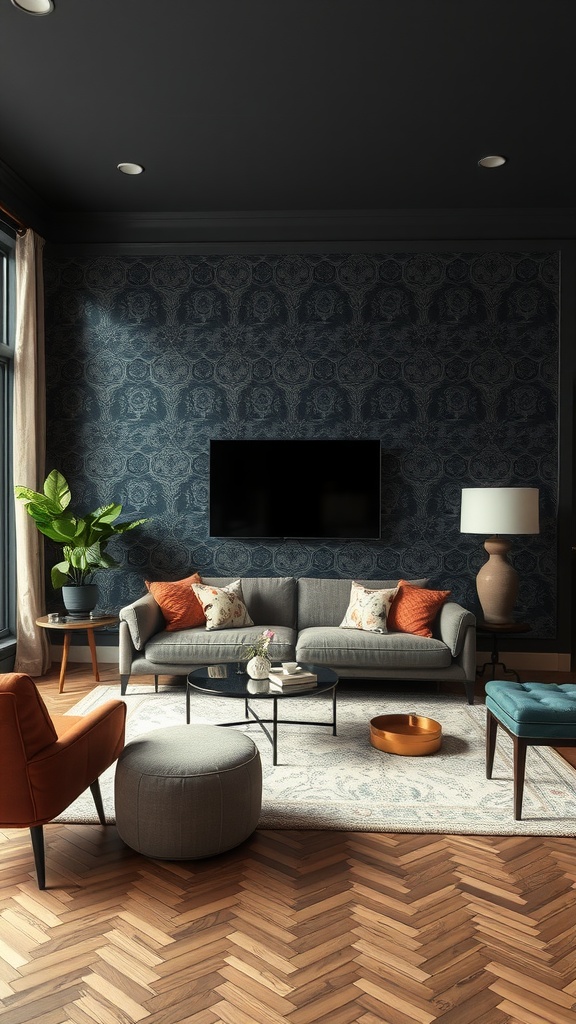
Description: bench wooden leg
xmin=513 ymin=736 xmax=528 ymax=820
xmin=486 ymin=710 xmax=528 ymax=819
xmin=486 ymin=708 xmax=498 ymax=779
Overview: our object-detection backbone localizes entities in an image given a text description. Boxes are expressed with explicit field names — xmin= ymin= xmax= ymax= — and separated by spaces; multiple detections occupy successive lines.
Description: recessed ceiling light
xmin=117 ymin=162 xmax=145 ymax=175
xmin=10 ymin=0 xmax=54 ymax=13
xmin=478 ymin=155 xmax=507 ymax=168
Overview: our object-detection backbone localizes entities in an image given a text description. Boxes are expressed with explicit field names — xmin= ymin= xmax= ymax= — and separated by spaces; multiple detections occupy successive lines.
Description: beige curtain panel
xmin=13 ymin=229 xmax=50 ymax=675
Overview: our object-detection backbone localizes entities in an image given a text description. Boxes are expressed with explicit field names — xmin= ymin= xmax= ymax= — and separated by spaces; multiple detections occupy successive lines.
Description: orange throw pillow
xmin=145 ymin=572 xmax=205 ymax=631
xmin=387 ymin=580 xmax=451 ymax=638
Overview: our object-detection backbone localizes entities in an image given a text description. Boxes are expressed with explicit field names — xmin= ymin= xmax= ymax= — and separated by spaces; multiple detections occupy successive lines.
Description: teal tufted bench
xmin=485 ymin=680 xmax=576 ymax=819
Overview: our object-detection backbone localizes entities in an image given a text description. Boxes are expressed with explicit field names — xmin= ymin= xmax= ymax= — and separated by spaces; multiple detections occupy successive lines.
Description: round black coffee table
xmin=186 ymin=663 xmax=338 ymax=765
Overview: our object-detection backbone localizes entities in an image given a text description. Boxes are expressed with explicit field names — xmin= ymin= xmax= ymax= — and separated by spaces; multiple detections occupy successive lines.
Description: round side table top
xmin=477 ymin=621 xmax=531 ymax=636
xmin=36 ymin=614 xmax=118 ymax=630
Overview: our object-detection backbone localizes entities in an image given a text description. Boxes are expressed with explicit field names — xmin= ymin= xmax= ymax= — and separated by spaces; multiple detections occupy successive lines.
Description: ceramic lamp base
xmin=476 ymin=536 xmax=519 ymax=624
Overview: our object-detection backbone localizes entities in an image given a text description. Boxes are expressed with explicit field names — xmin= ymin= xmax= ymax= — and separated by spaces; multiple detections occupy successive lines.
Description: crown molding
xmin=43 ymin=206 xmax=576 ymax=251
xmin=3 ymin=158 xmax=576 ymax=246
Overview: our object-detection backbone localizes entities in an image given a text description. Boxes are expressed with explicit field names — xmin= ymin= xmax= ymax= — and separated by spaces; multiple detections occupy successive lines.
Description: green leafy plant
xmin=15 ymin=469 xmax=149 ymax=588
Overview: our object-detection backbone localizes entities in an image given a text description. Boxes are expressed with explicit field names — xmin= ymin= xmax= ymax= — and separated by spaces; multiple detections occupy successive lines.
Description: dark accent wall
xmin=44 ymin=250 xmax=559 ymax=639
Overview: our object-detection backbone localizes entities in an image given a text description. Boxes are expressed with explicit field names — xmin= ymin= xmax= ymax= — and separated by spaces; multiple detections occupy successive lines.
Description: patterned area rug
xmin=58 ymin=683 xmax=576 ymax=836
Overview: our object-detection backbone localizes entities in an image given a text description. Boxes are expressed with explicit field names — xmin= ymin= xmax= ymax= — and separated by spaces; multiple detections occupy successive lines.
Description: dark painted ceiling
xmin=0 ymin=0 xmax=575 ymax=223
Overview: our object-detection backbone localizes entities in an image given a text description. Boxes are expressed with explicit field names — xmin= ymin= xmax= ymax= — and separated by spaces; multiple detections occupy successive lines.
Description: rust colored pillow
xmin=387 ymin=580 xmax=451 ymax=638
xmin=145 ymin=572 xmax=205 ymax=631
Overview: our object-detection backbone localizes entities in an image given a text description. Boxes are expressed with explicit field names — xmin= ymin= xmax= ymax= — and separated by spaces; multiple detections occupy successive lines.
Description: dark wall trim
xmin=557 ymin=245 xmax=576 ymax=653
xmin=40 ymin=207 xmax=576 ymax=248
xmin=3 ymin=159 xmax=576 ymax=245
xmin=0 ymin=160 xmax=51 ymax=238
xmin=46 ymin=237 xmax=570 ymax=259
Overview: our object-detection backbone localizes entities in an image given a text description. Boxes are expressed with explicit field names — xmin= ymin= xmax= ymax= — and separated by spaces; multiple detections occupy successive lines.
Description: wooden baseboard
xmin=50 ymin=642 xmax=120 ymax=665
xmin=476 ymin=651 xmax=572 ymax=673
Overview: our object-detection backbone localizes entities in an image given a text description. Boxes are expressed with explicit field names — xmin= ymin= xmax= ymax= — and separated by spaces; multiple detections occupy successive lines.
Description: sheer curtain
xmin=13 ymin=229 xmax=50 ymax=675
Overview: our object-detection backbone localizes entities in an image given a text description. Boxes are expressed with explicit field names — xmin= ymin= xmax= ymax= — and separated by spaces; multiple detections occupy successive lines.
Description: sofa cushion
xmin=191 ymin=580 xmax=253 ymax=631
xmin=202 ymin=577 xmax=297 ymax=628
xmin=296 ymin=626 xmax=452 ymax=670
xmin=387 ymin=580 xmax=451 ymax=638
xmin=297 ymin=578 xmax=428 ymax=630
xmin=145 ymin=624 xmax=297 ymax=666
xmin=339 ymin=581 xmax=398 ymax=632
xmin=145 ymin=573 xmax=205 ymax=631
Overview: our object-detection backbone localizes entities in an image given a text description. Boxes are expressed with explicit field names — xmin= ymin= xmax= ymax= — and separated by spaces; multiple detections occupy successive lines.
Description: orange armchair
xmin=0 ymin=672 xmax=126 ymax=889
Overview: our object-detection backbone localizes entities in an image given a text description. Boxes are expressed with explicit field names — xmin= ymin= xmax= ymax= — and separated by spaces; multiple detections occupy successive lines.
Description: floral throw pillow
xmin=145 ymin=572 xmax=205 ymax=631
xmin=339 ymin=581 xmax=398 ymax=632
xmin=191 ymin=579 xmax=254 ymax=631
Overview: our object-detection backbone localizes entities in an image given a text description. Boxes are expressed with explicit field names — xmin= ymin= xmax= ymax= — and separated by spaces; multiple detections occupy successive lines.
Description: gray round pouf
xmin=114 ymin=725 xmax=262 ymax=860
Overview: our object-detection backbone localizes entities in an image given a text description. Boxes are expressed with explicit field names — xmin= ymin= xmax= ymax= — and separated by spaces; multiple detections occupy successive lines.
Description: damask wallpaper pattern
xmin=43 ymin=251 xmax=559 ymax=636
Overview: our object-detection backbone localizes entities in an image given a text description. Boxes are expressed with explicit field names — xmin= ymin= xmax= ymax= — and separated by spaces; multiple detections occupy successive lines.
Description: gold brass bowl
xmin=370 ymin=713 xmax=442 ymax=756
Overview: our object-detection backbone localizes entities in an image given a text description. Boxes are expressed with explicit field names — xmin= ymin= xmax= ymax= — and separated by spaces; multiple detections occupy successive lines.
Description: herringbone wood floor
xmin=1 ymin=664 xmax=576 ymax=1024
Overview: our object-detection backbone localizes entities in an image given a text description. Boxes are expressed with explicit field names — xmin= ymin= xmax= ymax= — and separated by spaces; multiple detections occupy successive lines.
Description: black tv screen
xmin=210 ymin=439 xmax=381 ymax=539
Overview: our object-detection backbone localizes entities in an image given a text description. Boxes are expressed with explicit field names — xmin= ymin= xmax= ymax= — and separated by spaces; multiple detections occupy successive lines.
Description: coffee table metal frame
xmin=186 ymin=664 xmax=338 ymax=765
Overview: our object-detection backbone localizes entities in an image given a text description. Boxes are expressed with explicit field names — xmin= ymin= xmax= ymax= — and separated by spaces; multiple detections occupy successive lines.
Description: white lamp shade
xmin=460 ymin=487 xmax=539 ymax=535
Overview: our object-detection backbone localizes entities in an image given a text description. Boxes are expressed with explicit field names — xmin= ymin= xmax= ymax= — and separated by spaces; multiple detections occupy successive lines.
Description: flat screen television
xmin=209 ymin=439 xmax=381 ymax=539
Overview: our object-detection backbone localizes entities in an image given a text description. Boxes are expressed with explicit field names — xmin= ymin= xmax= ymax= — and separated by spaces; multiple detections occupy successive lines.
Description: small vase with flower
xmin=244 ymin=629 xmax=275 ymax=678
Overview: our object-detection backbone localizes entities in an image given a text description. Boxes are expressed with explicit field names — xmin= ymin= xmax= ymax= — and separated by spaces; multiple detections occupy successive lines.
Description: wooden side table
xmin=476 ymin=621 xmax=531 ymax=682
xmin=36 ymin=614 xmax=118 ymax=693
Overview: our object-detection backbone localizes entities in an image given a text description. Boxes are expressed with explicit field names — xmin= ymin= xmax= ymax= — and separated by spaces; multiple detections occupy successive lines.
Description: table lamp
xmin=460 ymin=487 xmax=539 ymax=624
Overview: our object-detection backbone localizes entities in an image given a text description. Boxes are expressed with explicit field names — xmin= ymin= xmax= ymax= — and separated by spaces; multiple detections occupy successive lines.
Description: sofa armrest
xmin=436 ymin=601 xmax=476 ymax=658
xmin=119 ymin=593 xmax=164 ymax=652
xmin=118 ymin=620 xmax=137 ymax=676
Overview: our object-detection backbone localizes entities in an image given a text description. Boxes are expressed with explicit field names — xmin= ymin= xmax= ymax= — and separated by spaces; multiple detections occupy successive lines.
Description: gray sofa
xmin=119 ymin=576 xmax=477 ymax=703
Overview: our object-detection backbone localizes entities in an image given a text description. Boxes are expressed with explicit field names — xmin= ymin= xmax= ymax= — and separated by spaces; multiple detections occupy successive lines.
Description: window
xmin=0 ymin=227 xmax=15 ymax=645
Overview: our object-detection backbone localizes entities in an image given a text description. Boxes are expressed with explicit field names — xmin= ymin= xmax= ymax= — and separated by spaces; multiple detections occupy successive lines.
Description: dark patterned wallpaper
xmin=43 ymin=251 xmax=559 ymax=637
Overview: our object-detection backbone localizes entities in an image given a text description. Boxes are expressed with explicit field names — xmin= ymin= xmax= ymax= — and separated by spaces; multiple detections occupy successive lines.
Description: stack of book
xmin=268 ymin=669 xmax=318 ymax=690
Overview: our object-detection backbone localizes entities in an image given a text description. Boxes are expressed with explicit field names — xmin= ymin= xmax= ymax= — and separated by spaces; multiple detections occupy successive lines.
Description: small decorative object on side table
xmin=36 ymin=613 xmax=117 ymax=693
xmin=476 ymin=621 xmax=531 ymax=682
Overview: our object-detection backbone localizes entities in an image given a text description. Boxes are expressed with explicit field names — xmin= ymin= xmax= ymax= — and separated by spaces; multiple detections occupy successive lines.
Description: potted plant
xmin=15 ymin=469 xmax=149 ymax=617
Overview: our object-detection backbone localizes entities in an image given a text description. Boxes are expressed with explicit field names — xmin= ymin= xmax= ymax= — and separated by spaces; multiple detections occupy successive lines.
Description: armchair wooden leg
xmin=90 ymin=779 xmax=107 ymax=826
xmin=29 ymin=825 xmax=46 ymax=890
